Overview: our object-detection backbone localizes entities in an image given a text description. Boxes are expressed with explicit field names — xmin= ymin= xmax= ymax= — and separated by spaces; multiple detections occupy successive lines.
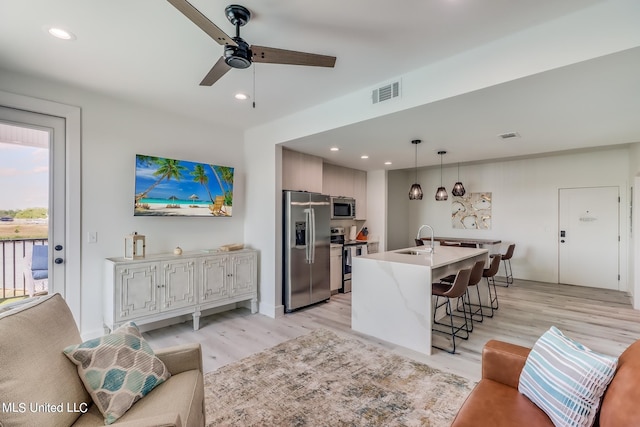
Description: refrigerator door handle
xmin=310 ymin=208 xmax=316 ymax=264
xmin=304 ymin=208 xmax=312 ymax=263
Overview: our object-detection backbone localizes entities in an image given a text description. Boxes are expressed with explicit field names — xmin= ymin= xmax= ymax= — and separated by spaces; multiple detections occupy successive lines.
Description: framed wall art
xmin=452 ymin=192 xmax=492 ymax=229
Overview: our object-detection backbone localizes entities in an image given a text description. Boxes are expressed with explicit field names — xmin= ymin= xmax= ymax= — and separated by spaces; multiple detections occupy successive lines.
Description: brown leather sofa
xmin=452 ymin=339 xmax=640 ymax=426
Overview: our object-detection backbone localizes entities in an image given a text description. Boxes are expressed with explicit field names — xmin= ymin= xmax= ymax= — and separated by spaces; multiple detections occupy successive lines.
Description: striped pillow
xmin=518 ymin=326 xmax=618 ymax=427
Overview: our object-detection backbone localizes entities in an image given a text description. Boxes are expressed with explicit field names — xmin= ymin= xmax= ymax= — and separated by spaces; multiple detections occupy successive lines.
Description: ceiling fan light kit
xmin=167 ymin=0 xmax=337 ymax=87
xmin=408 ymin=140 xmax=423 ymax=200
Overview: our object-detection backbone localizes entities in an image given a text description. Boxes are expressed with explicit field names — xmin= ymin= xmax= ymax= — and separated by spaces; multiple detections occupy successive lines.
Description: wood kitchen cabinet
xmin=104 ymin=249 xmax=257 ymax=332
xmin=353 ymin=170 xmax=367 ymax=220
xmin=282 ymin=148 xmax=323 ymax=193
xmin=323 ymin=163 xmax=367 ymax=219
xmin=283 ymin=149 xmax=368 ymax=218
xmin=323 ymin=163 xmax=352 ymax=198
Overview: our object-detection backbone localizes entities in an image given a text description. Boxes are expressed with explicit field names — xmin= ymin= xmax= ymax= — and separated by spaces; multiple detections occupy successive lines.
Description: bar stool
xmin=481 ymin=254 xmax=501 ymax=317
xmin=441 ymin=260 xmax=486 ymax=328
xmin=495 ymin=244 xmax=515 ymax=287
xmin=432 ymin=268 xmax=472 ymax=354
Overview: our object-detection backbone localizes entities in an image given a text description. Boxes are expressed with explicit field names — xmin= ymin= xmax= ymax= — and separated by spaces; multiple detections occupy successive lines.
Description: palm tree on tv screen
xmin=209 ymin=165 xmax=234 ymax=206
xmin=135 ymin=158 xmax=188 ymax=205
xmin=191 ymin=164 xmax=214 ymax=204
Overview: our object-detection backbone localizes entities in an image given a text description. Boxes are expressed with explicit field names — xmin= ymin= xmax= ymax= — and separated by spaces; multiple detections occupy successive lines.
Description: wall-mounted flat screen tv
xmin=134 ymin=154 xmax=234 ymax=217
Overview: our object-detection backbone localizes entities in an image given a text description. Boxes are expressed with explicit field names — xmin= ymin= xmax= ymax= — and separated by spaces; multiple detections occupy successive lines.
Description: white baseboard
xmin=258 ymin=302 xmax=285 ymax=318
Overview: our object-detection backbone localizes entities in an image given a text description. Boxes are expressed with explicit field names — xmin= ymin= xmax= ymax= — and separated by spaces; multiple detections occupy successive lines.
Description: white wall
xmin=392 ymin=147 xmax=630 ymax=288
xmin=243 ymin=139 xmax=282 ymax=317
xmin=0 ymin=70 xmax=245 ymax=337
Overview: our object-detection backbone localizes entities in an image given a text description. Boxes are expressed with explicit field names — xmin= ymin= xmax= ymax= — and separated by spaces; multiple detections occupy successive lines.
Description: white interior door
xmin=558 ymin=187 xmax=619 ymax=289
xmin=0 ymin=106 xmax=66 ymax=296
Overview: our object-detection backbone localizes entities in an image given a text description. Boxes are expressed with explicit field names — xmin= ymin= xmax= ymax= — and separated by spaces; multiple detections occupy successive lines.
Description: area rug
xmin=203 ymin=329 xmax=475 ymax=426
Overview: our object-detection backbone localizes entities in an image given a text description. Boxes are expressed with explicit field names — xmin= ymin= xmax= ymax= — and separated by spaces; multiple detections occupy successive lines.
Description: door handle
xmin=55 ymin=245 xmax=63 ymax=251
xmin=560 ymin=240 xmax=565 ymax=243
xmin=304 ymin=208 xmax=311 ymax=264
xmin=54 ymin=258 xmax=64 ymax=264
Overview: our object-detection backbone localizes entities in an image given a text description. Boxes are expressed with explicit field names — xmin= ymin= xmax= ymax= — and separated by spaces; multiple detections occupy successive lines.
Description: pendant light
xmin=435 ymin=150 xmax=448 ymax=201
xmin=408 ymin=140 xmax=423 ymax=200
xmin=451 ymin=162 xmax=466 ymax=197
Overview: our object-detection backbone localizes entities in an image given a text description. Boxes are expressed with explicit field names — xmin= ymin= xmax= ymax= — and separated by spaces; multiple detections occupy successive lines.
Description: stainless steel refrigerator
xmin=283 ymin=191 xmax=331 ymax=312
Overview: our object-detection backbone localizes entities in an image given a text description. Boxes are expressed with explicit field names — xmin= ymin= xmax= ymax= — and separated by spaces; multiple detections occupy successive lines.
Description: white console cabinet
xmin=104 ymin=249 xmax=257 ymax=332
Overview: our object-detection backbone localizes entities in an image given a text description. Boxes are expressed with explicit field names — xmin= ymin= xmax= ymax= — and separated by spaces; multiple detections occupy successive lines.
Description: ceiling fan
xmin=167 ymin=0 xmax=337 ymax=86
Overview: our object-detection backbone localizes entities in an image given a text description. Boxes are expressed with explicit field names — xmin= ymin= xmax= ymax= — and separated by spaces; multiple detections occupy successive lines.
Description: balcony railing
xmin=1 ymin=238 xmax=48 ymax=301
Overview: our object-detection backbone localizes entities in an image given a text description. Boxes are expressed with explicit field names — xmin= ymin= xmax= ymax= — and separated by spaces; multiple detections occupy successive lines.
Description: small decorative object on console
xmin=219 ymin=243 xmax=244 ymax=251
xmin=174 ymin=246 xmax=183 ymax=255
xmin=124 ymin=232 xmax=146 ymax=259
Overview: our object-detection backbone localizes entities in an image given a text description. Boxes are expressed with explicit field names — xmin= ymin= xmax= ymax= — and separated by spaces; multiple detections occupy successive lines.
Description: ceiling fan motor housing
xmin=224 ymin=37 xmax=252 ymax=68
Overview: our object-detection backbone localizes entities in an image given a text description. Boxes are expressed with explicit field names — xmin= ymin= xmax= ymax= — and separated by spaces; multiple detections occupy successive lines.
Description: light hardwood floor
xmin=144 ymin=279 xmax=640 ymax=382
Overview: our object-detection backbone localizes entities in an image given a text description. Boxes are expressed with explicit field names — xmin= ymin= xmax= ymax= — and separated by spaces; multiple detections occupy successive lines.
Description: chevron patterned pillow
xmin=63 ymin=322 xmax=170 ymax=424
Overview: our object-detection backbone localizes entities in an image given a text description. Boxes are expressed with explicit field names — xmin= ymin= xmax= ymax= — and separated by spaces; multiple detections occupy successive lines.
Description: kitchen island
xmin=351 ymin=245 xmax=488 ymax=355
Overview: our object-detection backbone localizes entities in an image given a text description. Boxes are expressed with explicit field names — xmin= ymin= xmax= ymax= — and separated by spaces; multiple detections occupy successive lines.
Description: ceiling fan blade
xmin=252 ymin=45 xmax=336 ymax=68
xmin=167 ymin=0 xmax=237 ymax=47
xmin=200 ymin=57 xmax=232 ymax=86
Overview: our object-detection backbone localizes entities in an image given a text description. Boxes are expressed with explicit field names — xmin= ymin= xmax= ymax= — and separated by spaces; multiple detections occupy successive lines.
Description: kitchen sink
xmin=395 ymin=249 xmax=433 ymax=256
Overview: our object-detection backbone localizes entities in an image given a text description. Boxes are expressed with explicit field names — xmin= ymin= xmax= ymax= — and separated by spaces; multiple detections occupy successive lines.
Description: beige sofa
xmin=0 ymin=294 xmax=205 ymax=426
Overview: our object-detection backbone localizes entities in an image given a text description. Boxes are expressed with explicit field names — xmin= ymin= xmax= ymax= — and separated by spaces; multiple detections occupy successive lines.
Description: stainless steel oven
xmin=341 ymin=243 xmax=365 ymax=293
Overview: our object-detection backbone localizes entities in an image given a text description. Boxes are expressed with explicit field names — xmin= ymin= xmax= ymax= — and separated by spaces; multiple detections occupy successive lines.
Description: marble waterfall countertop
xmin=351 ymin=245 xmax=488 ymax=355
xmin=358 ymin=245 xmax=487 ymax=268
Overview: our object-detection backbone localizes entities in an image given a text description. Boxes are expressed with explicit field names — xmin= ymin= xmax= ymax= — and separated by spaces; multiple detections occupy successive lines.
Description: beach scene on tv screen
xmin=134 ymin=154 xmax=234 ymax=217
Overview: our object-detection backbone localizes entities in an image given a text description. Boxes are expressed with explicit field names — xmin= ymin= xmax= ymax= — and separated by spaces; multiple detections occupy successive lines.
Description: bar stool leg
xmin=487 ymin=276 xmax=498 ymax=311
xmin=449 ymin=291 xmax=475 ymax=331
xmin=433 ymin=297 xmax=471 ymax=354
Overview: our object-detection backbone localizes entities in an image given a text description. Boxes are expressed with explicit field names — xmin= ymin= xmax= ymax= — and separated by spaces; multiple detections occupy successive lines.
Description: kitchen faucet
xmin=416 ymin=224 xmax=435 ymax=252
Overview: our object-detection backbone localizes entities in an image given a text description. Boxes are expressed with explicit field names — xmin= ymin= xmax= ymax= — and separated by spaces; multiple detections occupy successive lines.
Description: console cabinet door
xmin=161 ymin=259 xmax=197 ymax=310
xmin=116 ymin=262 xmax=159 ymax=321
xmin=200 ymin=255 xmax=228 ymax=303
xmin=229 ymin=252 xmax=257 ymax=297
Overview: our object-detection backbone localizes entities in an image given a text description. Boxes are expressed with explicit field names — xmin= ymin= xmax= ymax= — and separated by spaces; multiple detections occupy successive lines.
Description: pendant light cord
xmin=415 ymin=142 xmax=418 ymax=182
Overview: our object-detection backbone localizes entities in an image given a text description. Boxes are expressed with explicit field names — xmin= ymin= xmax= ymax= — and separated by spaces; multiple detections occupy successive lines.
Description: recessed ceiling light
xmin=384 ymin=161 xmax=392 ymax=165
xmin=46 ymin=27 xmax=76 ymax=40
xmin=361 ymin=155 xmax=369 ymax=159
xmin=330 ymin=147 xmax=339 ymax=152
xmin=234 ymin=93 xmax=249 ymax=100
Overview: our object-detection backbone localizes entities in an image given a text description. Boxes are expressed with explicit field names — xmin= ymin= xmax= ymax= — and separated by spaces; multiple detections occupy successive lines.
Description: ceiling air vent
xmin=372 ymin=81 xmax=400 ymax=104
xmin=499 ymin=132 xmax=521 ymax=140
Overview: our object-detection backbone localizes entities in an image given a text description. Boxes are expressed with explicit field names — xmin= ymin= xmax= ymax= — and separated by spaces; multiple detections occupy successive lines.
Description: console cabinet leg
xmin=192 ymin=310 xmax=201 ymax=331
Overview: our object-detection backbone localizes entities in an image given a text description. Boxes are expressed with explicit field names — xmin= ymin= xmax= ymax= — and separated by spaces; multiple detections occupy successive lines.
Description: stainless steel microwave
xmin=330 ymin=197 xmax=356 ymax=219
